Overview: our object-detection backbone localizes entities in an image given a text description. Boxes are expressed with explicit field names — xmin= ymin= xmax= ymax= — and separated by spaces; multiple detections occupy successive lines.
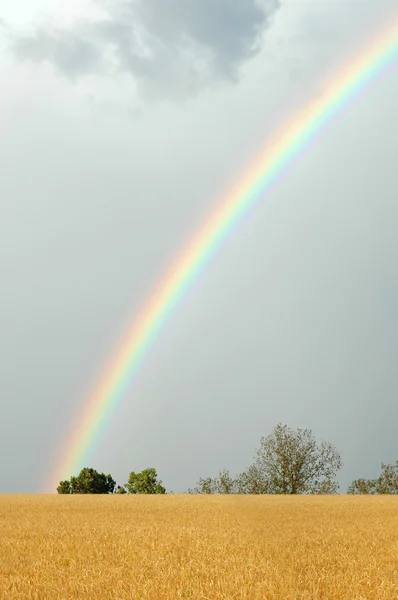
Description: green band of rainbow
xmin=47 ymin=21 xmax=398 ymax=492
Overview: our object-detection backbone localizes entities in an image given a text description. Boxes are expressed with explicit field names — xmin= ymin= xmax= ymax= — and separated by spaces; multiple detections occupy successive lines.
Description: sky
xmin=1 ymin=0 xmax=398 ymax=494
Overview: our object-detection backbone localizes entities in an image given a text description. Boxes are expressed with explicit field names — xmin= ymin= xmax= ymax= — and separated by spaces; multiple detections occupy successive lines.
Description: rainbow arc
xmin=47 ymin=21 xmax=398 ymax=493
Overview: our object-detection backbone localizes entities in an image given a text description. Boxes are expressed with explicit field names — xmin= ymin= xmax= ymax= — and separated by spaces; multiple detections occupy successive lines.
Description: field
xmin=1 ymin=495 xmax=398 ymax=599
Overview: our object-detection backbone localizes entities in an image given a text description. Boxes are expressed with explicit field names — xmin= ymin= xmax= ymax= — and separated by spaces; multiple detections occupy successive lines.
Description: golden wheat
xmin=1 ymin=495 xmax=397 ymax=599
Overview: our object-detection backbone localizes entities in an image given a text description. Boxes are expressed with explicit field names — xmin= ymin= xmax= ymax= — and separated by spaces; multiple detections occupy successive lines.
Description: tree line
xmin=57 ymin=467 xmax=165 ymax=495
xmin=56 ymin=423 xmax=398 ymax=495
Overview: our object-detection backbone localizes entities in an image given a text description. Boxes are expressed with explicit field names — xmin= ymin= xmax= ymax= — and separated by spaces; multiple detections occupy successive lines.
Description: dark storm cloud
xmin=10 ymin=0 xmax=281 ymax=96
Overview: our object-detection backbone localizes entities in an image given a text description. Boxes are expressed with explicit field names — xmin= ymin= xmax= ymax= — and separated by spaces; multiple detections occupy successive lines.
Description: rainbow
xmin=47 ymin=21 xmax=398 ymax=492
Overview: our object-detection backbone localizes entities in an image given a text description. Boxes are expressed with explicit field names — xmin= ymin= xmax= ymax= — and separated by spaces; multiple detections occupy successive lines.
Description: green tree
xmin=216 ymin=469 xmax=238 ymax=493
xmin=252 ymin=424 xmax=342 ymax=494
xmin=377 ymin=462 xmax=398 ymax=494
xmin=189 ymin=466 xmax=271 ymax=494
xmin=125 ymin=468 xmax=166 ymax=494
xmin=234 ymin=465 xmax=271 ymax=494
xmin=188 ymin=469 xmax=238 ymax=494
xmin=57 ymin=480 xmax=72 ymax=494
xmin=57 ymin=468 xmax=116 ymax=494
xmin=188 ymin=476 xmax=215 ymax=494
xmin=189 ymin=424 xmax=342 ymax=495
xmin=347 ymin=478 xmax=378 ymax=494
xmin=348 ymin=461 xmax=398 ymax=494
xmin=117 ymin=485 xmax=127 ymax=494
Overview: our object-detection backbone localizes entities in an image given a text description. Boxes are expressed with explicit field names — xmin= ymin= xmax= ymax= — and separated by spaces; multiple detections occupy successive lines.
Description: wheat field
xmin=1 ymin=495 xmax=398 ymax=599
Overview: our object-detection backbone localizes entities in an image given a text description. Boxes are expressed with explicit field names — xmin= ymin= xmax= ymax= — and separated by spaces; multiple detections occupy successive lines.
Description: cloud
xmin=9 ymin=0 xmax=281 ymax=98
xmin=12 ymin=28 xmax=105 ymax=81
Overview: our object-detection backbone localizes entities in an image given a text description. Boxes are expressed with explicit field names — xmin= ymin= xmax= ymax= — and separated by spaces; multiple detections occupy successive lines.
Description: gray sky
xmin=1 ymin=0 xmax=398 ymax=494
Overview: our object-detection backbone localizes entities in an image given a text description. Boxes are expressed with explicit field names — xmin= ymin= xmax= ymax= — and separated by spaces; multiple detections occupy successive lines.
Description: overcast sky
xmin=1 ymin=0 xmax=398 ymax=494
